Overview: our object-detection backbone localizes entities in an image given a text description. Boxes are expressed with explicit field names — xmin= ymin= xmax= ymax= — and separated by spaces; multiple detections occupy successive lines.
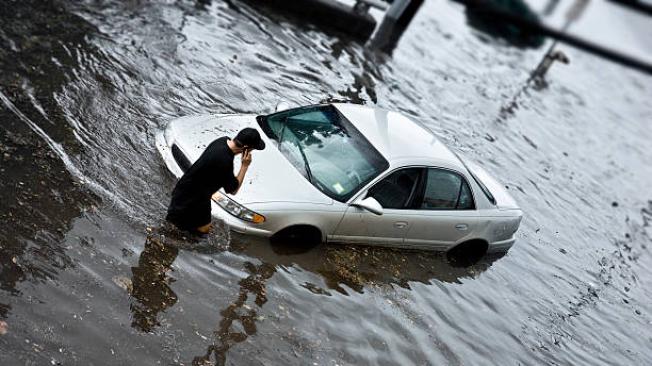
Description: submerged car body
xmin=156 ymin=103 xmax=522 ymax=253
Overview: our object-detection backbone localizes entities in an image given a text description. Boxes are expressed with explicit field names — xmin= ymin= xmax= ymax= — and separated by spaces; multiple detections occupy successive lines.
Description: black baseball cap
xmin=234 ymin=128 xmax=265 ymax=150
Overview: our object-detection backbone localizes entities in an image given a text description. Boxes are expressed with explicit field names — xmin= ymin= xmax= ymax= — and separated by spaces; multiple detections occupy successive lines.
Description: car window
xmin=421 ymin=168 xmax=475 ymax=210
xmin=367 ymin=168 xmax=421 ymax=209
xmin=287 ymin=110 xmax=333 ymax=125
xmin=457 ymin=178 xmax=475 ymax=210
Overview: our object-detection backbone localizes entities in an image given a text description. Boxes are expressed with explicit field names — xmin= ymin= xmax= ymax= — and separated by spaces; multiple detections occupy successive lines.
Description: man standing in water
xmin=166 ymin=128 xmax=265 ymax=234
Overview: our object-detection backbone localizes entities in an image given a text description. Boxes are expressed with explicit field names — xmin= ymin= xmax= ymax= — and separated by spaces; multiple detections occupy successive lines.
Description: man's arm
xmin=229 ymin=163 xmax=249 ymax=195
xmin=217 ymin=149 xmax=252 ymax=196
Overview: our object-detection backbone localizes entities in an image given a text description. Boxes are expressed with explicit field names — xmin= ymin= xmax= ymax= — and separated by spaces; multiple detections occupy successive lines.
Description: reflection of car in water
xmin=129 ymin=228 xmax=506 ymax=362
xmin=157 ymin=103 xmax=522 ymax=255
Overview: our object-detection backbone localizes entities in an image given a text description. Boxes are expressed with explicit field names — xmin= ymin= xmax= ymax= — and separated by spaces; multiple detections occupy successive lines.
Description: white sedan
xmin=156 ymin=103 xmax=522 ymax=255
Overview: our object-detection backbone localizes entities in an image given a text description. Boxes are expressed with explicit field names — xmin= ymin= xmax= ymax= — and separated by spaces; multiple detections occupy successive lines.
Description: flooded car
xmin=157 ymin=103 xmax=522 ymax=253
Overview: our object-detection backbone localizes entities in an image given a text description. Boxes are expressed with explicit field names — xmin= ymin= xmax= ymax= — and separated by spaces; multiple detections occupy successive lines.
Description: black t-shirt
xmin=166 ymin=137 xmax=239 ymax=229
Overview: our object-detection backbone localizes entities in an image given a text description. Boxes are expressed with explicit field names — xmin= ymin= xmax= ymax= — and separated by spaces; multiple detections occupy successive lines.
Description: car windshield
xmin=257 ymin=105 xmax=389 ymax=202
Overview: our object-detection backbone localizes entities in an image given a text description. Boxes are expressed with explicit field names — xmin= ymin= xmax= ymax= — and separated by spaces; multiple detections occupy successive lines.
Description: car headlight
xmin=212 ymin=192 xmax=266 ymax=224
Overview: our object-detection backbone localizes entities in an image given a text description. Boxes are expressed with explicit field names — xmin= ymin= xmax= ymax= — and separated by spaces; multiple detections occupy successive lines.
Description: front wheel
xmin=270 ymin=225 xmax=323 ymax=245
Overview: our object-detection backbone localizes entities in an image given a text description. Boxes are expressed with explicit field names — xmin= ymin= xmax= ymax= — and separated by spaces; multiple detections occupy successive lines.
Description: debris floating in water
xmin=112 ymin=276 xmax=133 ymax=293
xmin=0 ymin=320 xmax=8 ymax=335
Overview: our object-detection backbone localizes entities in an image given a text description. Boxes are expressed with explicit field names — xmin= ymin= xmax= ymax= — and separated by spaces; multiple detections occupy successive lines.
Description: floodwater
xmin=1 ymin=0 xmax=651 ymax=365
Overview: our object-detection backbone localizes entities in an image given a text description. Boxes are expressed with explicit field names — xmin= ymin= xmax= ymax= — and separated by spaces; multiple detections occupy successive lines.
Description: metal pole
xmin=531 ymin=0 xmax=589 ymax=80
xmin=386 ymin=0 xmax=411 ymax=20
xmin=452 ymin=0 xmax=652 ymax=75
xmin=543 ymin=0 xmax=561 ymax=16
xmin=369 ymin=0 xmax=424 ymax=53
xmin=606 ymin=0 xmax=652 ymax=16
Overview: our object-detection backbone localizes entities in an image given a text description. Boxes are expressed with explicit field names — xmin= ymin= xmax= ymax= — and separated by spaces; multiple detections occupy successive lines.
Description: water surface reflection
xmin=1 ymin=0 xmax=651 ymax=365
xmin=127 ymin=226 xmax=501 ymax=365
xmin=130 ymin=235 xmax=180 ymax=332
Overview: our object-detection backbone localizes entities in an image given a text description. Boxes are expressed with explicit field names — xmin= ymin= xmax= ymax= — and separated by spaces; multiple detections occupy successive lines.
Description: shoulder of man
xmin=208 ymin=137 xmax=234 ymax=162
xmin=203 ymin=136 xmax=227 ymax=152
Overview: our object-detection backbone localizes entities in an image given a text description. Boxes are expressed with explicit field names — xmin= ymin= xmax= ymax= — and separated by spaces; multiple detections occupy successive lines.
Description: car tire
xmin=446 ymin=239 xmax=488 ymax=267
xmin=270 ymin=225 xmax=323 ymax=245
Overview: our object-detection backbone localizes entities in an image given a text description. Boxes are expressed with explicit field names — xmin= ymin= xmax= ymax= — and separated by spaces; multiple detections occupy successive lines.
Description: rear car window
xmin=420 ymin=168 xmax=475 ymax=210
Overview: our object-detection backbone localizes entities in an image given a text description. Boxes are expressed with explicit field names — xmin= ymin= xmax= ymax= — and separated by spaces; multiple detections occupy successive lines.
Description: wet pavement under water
xmin=0 ymin=0 xmax=651 ymax=365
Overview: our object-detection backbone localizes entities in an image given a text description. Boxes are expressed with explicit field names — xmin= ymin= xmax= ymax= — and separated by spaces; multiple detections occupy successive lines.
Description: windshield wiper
xmin=277 ymin=120 xmax=312 ymax=183
xmin=277 ymin=118 xmax=288 ymax=146
xmin=296 ymin=144 xmax=313 ymax=183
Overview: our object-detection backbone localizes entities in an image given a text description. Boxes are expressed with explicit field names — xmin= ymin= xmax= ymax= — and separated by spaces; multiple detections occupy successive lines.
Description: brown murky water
xmin=1 ymin=0 xmax=651 ymax=365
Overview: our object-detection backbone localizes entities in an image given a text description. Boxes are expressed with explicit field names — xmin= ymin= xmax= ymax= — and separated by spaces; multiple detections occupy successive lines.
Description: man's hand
xmin=229 ymin=149 xmax=252 ymax=195
xmin=242 ymin=149 xmax=252 ymax=167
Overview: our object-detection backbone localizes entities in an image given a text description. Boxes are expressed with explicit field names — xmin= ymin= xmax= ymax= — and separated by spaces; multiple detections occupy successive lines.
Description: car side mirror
xmin=351 ymin=196 xmax=383 ymax=215
xmin=275 ymin=101 xmax=290 ymax=112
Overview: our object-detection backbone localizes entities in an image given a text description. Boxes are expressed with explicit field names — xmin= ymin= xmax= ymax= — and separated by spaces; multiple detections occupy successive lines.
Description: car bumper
xmin=210 ymin=201 xmax=272 ymax=237
xmin=487 ymin=237 xmax=516 ymax=253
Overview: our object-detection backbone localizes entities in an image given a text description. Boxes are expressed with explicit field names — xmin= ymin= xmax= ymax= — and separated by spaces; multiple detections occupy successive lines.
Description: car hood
xmin=163 ymin=113 xmax=333 ymax=206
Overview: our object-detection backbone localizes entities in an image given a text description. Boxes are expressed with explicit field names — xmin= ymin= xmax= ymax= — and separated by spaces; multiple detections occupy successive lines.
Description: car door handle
xmin=394 ymin=221 xmax=408 ymax=229
xmin=455 ymin=223 xmax=469 ymax=231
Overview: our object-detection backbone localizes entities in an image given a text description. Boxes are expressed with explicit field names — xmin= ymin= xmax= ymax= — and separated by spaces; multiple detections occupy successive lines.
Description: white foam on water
xmin=0 ymin=90 xmax=130 ymax=216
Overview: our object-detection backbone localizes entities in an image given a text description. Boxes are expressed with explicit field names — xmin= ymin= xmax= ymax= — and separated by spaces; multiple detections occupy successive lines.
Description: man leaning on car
xmin=165 ymin=128 xmax=265 ymax=234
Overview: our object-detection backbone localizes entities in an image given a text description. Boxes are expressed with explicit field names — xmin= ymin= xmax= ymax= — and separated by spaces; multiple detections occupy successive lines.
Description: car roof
xmin=332 ymin=103 xmax=465 ymax=172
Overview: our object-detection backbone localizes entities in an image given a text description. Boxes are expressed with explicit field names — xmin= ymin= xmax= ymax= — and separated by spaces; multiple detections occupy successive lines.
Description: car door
xmin=331 ymin=168 xmax=422 ymax=246
xmin=403 ymin=167 xmax=478 ymax=250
